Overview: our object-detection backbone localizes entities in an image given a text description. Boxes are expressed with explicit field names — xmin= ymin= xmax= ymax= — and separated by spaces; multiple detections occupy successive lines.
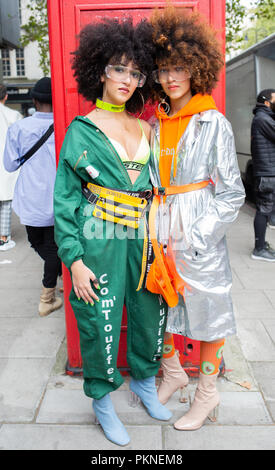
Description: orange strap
xmin=146 ymin=180 xmax=211 ymax=307
xmin=147 ymin=194 xmax=179 ymax=307
xmin=153 ymin=180 xmax=210 ymax=196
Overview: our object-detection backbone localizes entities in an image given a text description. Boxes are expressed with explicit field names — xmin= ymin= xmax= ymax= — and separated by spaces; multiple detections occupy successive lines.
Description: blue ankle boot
xmin=130 ymin=376 xmax=172 ymax=421
xmin=92 ymin=394 xmax=130 ymax=446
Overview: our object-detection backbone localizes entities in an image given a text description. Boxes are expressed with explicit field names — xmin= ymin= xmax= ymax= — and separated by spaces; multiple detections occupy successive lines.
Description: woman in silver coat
xmin=146 ymin=6 xmax=245 ymax=430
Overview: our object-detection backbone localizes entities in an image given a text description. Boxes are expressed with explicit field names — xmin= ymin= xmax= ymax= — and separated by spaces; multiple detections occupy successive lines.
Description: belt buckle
xmin=154 ymin=187 xmax=166 ymax=196
xmin=88 ymin=193 xmax=97 ymax=204
xmin=83 ymin=187 xmax=98 ymax=204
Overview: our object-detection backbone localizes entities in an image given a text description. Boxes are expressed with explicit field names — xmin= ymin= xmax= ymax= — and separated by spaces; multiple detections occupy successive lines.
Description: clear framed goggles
xmin=152 ymin=66 xmax=191 ymax=84
xmin=105 ymin=64 xmax=146 ymax=88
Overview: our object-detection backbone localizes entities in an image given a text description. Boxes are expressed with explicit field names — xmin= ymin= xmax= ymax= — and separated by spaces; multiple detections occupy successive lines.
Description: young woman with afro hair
xmin=145 ymin=5 xmax=245 ymax=430
xmin=54 ymin=17 xmax=172 ymax=447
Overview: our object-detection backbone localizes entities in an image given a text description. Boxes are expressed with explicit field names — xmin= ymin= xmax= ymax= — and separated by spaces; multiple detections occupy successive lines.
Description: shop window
xmin=2 ymin=49 xmax=11 ymax=77
xmin=16 ymin=48 xmax=25 ymax=76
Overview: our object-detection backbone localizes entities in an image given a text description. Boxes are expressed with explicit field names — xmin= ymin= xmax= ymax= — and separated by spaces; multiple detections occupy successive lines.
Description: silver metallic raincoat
xmin=150 ymin=109 xmax=245 ymax=341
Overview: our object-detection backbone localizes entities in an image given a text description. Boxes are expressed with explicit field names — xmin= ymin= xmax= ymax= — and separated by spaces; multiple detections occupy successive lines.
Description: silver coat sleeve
xmin=149 ymin=110 xmax=245 ymax=341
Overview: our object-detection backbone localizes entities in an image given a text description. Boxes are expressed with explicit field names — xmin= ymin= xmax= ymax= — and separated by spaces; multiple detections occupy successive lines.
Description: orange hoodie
xmin=145 ymin=94 xmax=218 ymax=307
xmin=156 ymin=93 xmax=217 ymax=187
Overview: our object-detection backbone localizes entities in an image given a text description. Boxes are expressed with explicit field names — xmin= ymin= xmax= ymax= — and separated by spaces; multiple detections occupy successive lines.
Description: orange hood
xmin=156 ymin=93 xmax=217 ymax=187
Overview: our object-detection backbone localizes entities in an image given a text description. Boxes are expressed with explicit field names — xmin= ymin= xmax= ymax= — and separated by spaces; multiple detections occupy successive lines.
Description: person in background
xmin=3 ymin=77 xmax=62 ymax=316
xmin=268 ymin=212 xmax=275 ymax=229
xmin=251 ymin=88 xmax=275 ymax=261
xmin=0 ymin=84 xmax=22 ymax=251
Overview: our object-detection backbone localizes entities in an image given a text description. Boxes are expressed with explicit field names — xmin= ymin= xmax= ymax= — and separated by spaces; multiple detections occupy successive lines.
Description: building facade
xmin=0 ymin=0 xmax=44 ymax=114
xmin=1 ymin=0 xmax=44 ymax=83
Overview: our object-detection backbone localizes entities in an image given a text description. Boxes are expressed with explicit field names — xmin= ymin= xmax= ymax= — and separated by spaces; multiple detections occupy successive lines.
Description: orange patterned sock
xmin=162 ymin=335 xmax=175 ymax=359
xmin=200 ymin=340 xmax=225 ymax=375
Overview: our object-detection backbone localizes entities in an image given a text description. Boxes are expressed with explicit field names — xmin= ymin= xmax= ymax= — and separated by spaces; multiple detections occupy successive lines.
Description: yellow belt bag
xmin=83 ymin=182 xmax=151 ymax=291
xmin=86 ymin=182 xmax=148 ymax=229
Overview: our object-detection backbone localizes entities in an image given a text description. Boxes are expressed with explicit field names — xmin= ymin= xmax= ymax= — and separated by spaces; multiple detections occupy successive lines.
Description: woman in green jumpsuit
xmin=54 ymin=18 xmax=171 ymax=446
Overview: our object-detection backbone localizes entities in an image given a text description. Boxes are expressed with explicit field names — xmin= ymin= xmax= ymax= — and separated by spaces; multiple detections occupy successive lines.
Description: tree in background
xmin=20 ymin=0 xmax=49 ymax=76
xmin=253 ymin=0 xmax=275 ymax=20
xmin=240 ymin=15 xmax=275 ymax=50
xmin=227 ymin=0 xmax=275 ymax=53
xmin=226 ymin=0 xmax=247 ymax=53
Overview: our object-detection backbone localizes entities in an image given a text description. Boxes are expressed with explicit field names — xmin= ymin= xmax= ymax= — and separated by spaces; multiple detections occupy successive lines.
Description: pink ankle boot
xmin=174 ymin=372 xmax=219 ymax=431
xmin=158 ymin=351 xmax=189 ymax=405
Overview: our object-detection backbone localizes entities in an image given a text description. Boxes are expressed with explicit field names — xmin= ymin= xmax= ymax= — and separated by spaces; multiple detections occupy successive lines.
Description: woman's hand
xmin=71 ymin=259 xmax=100 ymax=305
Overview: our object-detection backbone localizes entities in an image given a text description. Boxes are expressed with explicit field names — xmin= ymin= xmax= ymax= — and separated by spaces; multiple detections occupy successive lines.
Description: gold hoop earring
xmin=137 ymin=91 xmax=145 ymax=118
xmin=158 ymin=93 xmax=170 ymax=114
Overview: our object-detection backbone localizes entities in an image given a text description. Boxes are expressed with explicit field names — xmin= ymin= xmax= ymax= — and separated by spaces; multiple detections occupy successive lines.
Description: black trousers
xmin=253 ymin=176 xmax=275 ymax=249
xmin=26 ymin=225 xmax=62 ymax=288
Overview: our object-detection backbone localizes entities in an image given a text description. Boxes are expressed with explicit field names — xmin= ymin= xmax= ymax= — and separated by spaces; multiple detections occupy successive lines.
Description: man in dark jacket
xmin=251 ymin=88 xmax=275 ymax=261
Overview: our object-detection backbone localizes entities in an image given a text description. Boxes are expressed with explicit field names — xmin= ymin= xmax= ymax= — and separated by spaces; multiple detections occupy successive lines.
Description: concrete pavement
xmin=0 ymin=203 xmax=275 ymax=450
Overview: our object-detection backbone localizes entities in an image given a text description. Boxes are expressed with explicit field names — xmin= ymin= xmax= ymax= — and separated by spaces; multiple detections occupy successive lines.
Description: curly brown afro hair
xmin=149 ymin=5 xmax=224 ymax=99
xmin=71 ymin=17 xmax=155 ymax=114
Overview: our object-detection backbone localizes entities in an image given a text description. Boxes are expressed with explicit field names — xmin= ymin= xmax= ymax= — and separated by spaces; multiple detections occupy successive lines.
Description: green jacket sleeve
xmin=54 ymin=129 xmax=84 ymax=269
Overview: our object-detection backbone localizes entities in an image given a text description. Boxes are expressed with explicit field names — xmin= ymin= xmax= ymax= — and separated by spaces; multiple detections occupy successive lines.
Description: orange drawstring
xmin=173 ymin=115 xmax=183 ymax=179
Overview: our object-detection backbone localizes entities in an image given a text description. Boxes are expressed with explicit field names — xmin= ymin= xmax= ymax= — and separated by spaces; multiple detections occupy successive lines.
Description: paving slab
xmin=265 ymin=402 xmax=275 ymax=422
xmin=0 ymin=424 xmax=163 ymax=450
xmin=0 ymin=316 xmax=65 ymax=358
xmin=250 ymin=362 xmax=275 ymax=403
xmin=234 ymin=265 xmax=275 ymax=290
xmin=222 ymin=334 xmax=258 ymax=391
xmin=264 ymin=290 xmax=275 ymax=309
xmin=0 ymin=358 xmax=55 ymax=422
xmin=36 ymin=386 xmax=272 ymax=427
xmin=232 ymin=291 xmax=275 ymax=319
xmin=36 ymin=388 xmax=190 ymax=425
xmin=217 ymin=391 xmax=272 ymax=424
xmin=230 ymin=268 xmax=245 ymax=292
xmin=0 ymin=267 xmax=47 ymax=289
xmin=0 ymin=288 xmax=43 ymax=318
xmin=262 ymin=319 xmax=275 ymax=343
xmin=236 ymin=319 xmax=275 ymax=362
xmin=2 ymin=247 xmax=42 ymax=269
xmin=164 ymin=425 xmax=275 ymax=450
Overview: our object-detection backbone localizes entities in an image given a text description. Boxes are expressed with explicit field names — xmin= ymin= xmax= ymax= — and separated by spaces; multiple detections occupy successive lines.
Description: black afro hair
xmin=71 ymin=17 xmax=155 ymax=113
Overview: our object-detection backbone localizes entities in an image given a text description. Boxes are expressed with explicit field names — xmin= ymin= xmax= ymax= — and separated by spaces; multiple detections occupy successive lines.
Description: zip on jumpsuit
xmin=54 ymin=116 xmax=167 ymax=400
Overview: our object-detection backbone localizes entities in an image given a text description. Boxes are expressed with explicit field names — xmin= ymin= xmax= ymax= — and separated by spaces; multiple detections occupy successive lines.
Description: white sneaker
xmin=0 ymin=239 xmax=16 ymax=251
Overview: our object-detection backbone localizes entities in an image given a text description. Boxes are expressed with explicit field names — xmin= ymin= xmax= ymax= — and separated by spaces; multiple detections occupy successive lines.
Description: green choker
xmin=96 ymin=98 xmax=125 ymax=113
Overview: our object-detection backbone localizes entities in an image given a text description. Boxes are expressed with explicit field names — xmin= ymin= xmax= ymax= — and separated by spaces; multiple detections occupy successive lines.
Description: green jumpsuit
xmin=54 ymin=116 xmax=167 ymax=400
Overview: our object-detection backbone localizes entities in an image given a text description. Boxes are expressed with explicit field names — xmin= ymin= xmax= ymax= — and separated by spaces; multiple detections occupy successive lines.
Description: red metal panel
xmin=174 ymin=335 xmax=201 ymax=378
xmin=48 ymin=0 xmax=225 ymax=375
xmin=210 ymin=0 xmax=226 ymax=115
